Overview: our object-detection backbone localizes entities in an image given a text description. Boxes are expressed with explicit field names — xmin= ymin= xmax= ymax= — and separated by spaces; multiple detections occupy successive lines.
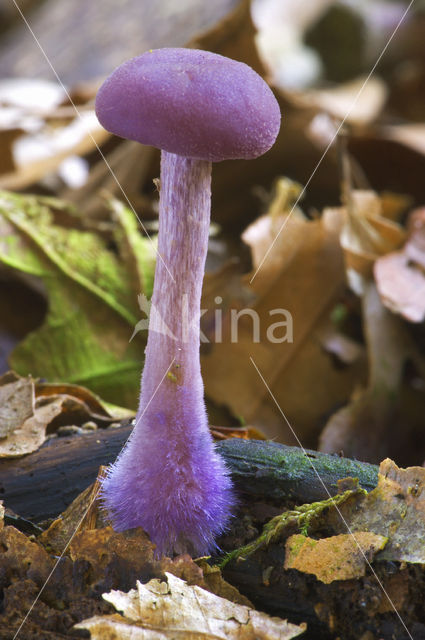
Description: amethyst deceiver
xmin=95 ymin=48 xmax=281 ymax=556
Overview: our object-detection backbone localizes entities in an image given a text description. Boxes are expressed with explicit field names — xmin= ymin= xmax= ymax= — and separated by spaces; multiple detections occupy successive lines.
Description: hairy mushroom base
xmin=101 ymin=152 xmax=235 ymax=556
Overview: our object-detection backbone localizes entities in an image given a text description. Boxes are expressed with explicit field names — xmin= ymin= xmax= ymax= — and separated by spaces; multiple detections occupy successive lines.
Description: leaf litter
xmin=76 ymin=572 xmax=305 ymax=640
xmin=0 ymin=370 xmax=131 ymax=457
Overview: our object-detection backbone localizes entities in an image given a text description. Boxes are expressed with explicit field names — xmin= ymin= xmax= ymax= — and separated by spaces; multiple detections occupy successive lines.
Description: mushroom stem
xmin=101 ymin=151 xmax=234 ymax=556
xmin=142 ymin=151 xmax=211 ymax=399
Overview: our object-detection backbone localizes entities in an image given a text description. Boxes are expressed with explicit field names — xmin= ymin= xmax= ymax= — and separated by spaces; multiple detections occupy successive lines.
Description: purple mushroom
xmin=95 ymin=48 xmax=281 ymax=556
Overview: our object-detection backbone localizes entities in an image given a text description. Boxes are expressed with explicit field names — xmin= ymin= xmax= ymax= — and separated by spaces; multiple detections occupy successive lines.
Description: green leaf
xmin=0 ymin=191 xmax=156 ymax=408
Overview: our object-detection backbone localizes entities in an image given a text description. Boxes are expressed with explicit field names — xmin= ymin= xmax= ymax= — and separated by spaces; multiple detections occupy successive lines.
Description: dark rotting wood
xmin=0 ymin=427 xmax=379 ymax=523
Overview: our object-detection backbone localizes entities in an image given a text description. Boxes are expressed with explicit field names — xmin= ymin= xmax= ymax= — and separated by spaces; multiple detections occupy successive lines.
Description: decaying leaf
xmin=67 ymin=525 xmax=233 ymax=598
xmin=334 ymin=458 xmax=425 ymax=564
xmin=0 ymin=370 xmax=131 ymax=457
xmin=284 ymin=532 xmax=387 ymax=584
xmin=276 ymin=459 xmax=425 ymax=566
xmin=195 ymin=559 xmax=253 ymax=607
xmin=39 ymin=472 xmax=106 ymax=554
xmin=76 ymin=572 xmax=306 ymax=639
xmin=374 ymin=207 xmax=425 ymax=322
xmin=0 ymin=525 xmax=54 ymax=587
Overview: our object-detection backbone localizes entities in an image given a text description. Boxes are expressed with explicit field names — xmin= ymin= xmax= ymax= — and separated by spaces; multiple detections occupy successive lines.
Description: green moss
xmin=219 ymin=487 xmax=366 ymax=569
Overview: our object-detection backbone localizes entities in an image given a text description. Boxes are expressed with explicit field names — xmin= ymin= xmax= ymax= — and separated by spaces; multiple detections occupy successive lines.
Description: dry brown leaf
xmin=0 ymin=370 xmax=34 ymax=438
xmin=0 ymin=370 xmax=131 ymax=458
xmin=319 ymin=189 xmax=421 ymax=460
xmin=35 ymin=380 xmax=131 ymax=422
xmin=210 ymin=425 xmax=267 ymax=441
xmin=76 ymin=572 xmax=306 ymax=639
xmin=374 ymin=207 xmax=425 ymax=323
xmin=240 ymin=178 xmax=307 ymax=293
xmin=0 ymin=111 xmax=108 ymax=191
xmin=69 ymin=526 xmax=157 ymax=576
xmin=335 ymin=459 xmax=425 ymax=564
xmin=374 ymin=252 xmax=425 ymax=323
xmin=0 ymin=394 xmax=64 ymax=458
xmin=284 ymin=532 xmax=387 ymax=584
xmin=299 ymin=76 xmax=388 ymax=126
xmin=335 ymin=189 xmax=406 ymax=288
xmin=202 ymin=183 xmax=363 ymax=445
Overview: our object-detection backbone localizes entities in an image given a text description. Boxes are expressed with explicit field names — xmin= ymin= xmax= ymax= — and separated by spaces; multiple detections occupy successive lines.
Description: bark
xmin=0 ymin=429 xmax=378 ymax=524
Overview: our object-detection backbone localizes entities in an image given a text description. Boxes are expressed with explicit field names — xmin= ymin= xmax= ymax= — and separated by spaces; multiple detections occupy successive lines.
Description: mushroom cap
xmin=95 ymin=48 xmax=281 ymax=162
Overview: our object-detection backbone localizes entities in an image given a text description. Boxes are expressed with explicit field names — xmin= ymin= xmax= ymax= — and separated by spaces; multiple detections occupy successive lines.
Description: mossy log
xmin=0 ymin=426 xmax=378 ymax=523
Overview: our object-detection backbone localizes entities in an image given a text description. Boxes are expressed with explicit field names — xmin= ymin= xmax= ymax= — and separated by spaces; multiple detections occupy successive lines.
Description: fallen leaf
xmin=0 ymin=525 xmax=54 ymax=586
xmin=0 ymin=370 xmax=34 ymax=438
xmin=374 ymin=207 xmax=425 ymax=323
xmin=195 ymin=559 xmax=253 ymax=607
xmin=299 ymin=76 xmax=388 ymax=126
xmin=0 ymin=395 xmax=65 ymax=458
xmin=334 ymin=458 xmax=425 ymax=564
xmin=0 ymin=523 xmax=114 ymax=636
xmin=0 ymin=192 xmax=155 ymax=407
xmin=336 ymin=189 xmax=406 ymax=291
xmin=284 ymin=532 xmax=387 ymax=584
xmin=0 ymin=112 xmax=108 ymax=191
xmin=210 ymin=425 xmax=267 ymax=441
xmin=39 ymin=471 xmax=106 ymax=554
xmin=374 ymin=252 xmax=425 ymax=323
xmin=68 ymin=526 xmax=219 ymax=597
xmin=0 ymin=370 xmax=132 ymax=457
xmin=319 ymin=182 xmax=422 ymax=461
xmin=35 ymin=380 xmax=134 ymax=422
xmin=202 ymin=180 xmax=363 ymax=445
xmin=76 ymin=572 xmax=306 ymax=639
